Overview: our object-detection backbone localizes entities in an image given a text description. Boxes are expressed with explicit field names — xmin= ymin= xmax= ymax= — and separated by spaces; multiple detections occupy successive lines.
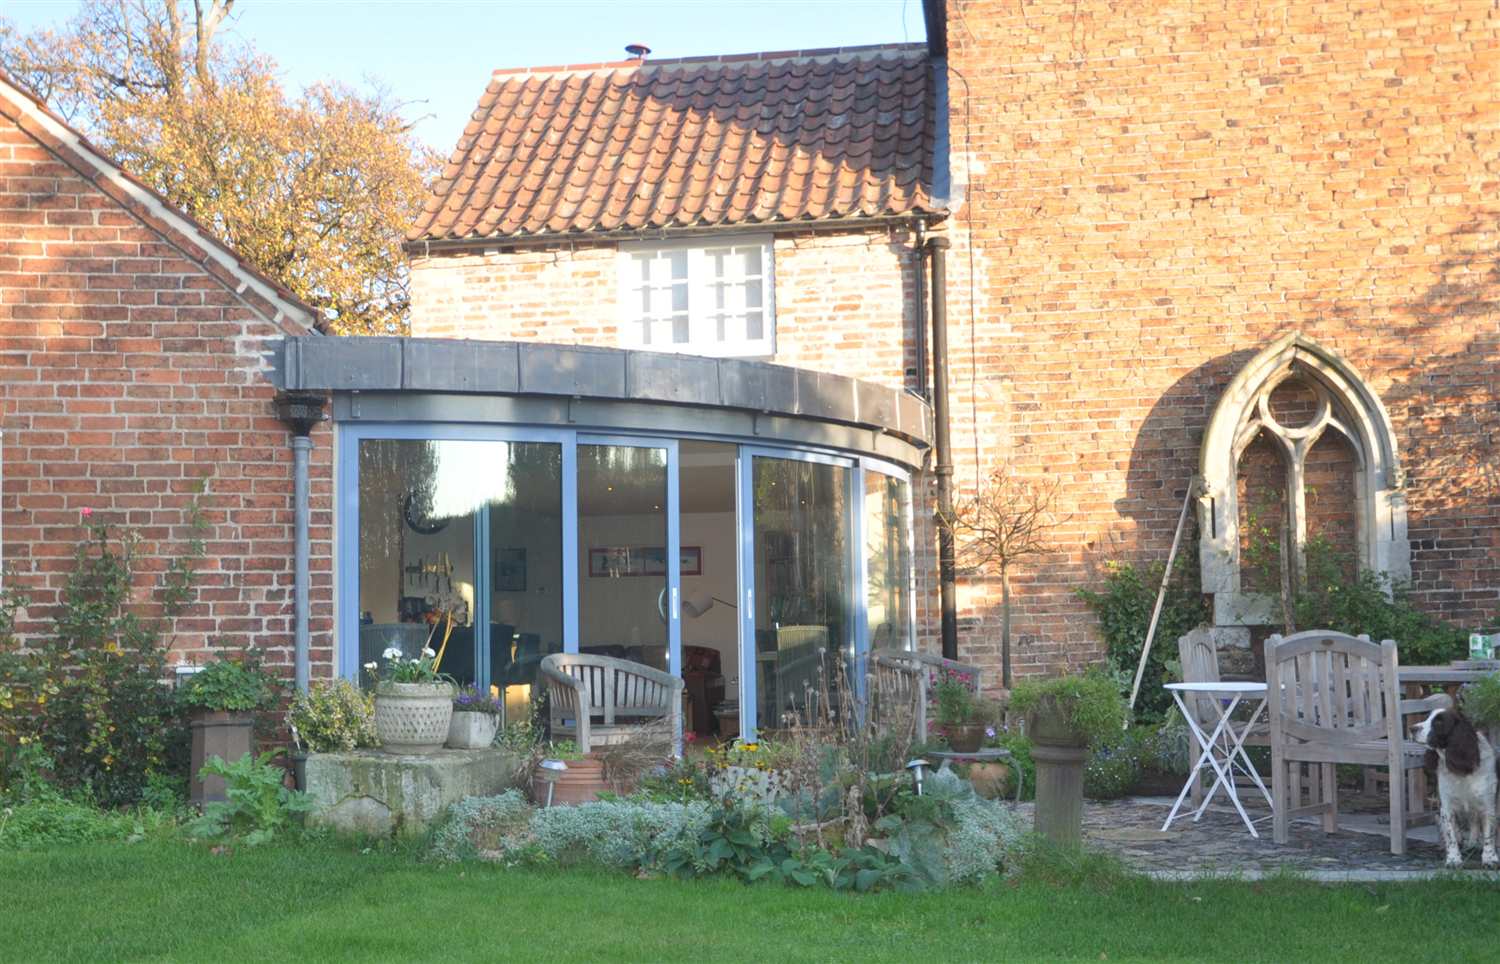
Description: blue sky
xmin=6 ymin=0 xmax=927 ymax=153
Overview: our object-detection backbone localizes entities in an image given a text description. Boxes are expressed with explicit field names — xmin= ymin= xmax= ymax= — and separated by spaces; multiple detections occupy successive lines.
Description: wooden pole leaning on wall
xmin=1127 ymin=477 xmax=1202 ymax=714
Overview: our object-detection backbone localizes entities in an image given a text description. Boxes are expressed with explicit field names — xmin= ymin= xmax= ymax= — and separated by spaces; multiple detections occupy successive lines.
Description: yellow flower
xmin=36 ymin=695 xmax=46 ymax=706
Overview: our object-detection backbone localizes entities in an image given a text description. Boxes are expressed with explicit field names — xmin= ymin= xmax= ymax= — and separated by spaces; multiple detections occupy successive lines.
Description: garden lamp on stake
xmin=538 ymin=758 xmax=568 ymax=807
xmin=905 ymin=758 xmax=930 ymax=795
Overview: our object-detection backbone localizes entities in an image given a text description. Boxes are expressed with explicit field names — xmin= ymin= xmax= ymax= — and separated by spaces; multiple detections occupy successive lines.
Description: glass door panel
xmin=484 ymin=442 xmax=564 ymax=722
xmin=747 ymin=454 xmax=853 ymax=732
xmin=357 ymin=439 xmax=562 ymax=690
xmin=863 ymin=470 xmax=913 ymax=653
xmin=577 ymin=443 xmax=673 ymax=672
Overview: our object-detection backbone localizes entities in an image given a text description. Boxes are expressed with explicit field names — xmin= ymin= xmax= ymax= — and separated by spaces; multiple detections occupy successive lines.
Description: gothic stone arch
xmin=1197 ymin=333 xmax=1409 ymax=644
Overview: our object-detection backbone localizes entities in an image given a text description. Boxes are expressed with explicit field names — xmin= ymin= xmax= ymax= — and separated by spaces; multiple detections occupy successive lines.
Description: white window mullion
xmin=617 ymin=237 xmax=774 ymax=358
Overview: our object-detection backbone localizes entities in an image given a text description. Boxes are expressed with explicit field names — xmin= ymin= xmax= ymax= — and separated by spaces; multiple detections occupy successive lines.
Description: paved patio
xmin=1008 ymin=792 xmax=1500 ymax=881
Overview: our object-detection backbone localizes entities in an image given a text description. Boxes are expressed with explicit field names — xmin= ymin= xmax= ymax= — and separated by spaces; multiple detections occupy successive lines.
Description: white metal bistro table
xmin=1161 ymin=681 xmax=1273 ymax=837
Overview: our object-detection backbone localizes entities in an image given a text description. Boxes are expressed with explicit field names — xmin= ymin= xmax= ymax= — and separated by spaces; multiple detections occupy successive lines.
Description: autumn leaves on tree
xmin=1 ymin=0 xmax=437 ymax=334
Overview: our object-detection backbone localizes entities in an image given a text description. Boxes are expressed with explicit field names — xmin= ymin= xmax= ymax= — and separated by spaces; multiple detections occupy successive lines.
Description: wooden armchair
xmin=1264 ymin=630 xmax=1451 ymax=855
xmin=539 ymin=652 xmax=683 ymax=755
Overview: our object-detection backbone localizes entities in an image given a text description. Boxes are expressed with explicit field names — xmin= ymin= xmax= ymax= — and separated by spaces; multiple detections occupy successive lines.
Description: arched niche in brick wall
xmin=1197 ymin=333 xmax=1409 ymax=633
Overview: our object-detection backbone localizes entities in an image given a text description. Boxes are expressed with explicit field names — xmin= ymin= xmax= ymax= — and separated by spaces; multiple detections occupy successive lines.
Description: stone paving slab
xmin=1005 ymin=796 xmax=1500 ymax=881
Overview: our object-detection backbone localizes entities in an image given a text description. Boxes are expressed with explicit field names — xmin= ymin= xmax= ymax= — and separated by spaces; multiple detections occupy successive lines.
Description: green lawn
xmin=2 ymin=839 xmax=1497 ymax=963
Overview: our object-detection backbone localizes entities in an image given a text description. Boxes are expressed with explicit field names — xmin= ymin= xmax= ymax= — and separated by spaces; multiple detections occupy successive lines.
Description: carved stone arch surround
xmin=1197 ymin=333 xmax=1409 ymax=634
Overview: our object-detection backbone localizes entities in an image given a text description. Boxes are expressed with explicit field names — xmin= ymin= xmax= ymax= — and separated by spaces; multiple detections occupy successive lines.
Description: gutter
xmin=403 ymin=213 xmax=948 ymax=257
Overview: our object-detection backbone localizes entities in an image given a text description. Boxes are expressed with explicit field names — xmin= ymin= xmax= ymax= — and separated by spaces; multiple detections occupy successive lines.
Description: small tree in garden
xmin=943 ymin=469 xmax=1066 ymax=690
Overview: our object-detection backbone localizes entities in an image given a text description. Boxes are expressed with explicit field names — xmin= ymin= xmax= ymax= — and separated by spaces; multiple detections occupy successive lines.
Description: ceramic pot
xmin=446 ymin=710 xmax=500 ymax=749
xmin=531 ymin=755 xmax=606 ymax=806
xmin=374 ymin=681 xmax=456 ymax=754
xmin=944 ymin=722 xmax=988 ymax=753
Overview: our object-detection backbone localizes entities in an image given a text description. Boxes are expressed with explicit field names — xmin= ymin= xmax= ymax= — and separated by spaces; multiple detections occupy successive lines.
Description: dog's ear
xmin=1445 ymin=713 xmax=1481 ymax=776
xmin=1424 ymin=748 xmax=1440 ymax=773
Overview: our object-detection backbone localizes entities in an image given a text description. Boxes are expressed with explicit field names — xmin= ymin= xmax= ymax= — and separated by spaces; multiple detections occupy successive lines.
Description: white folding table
xmin=1161 ymin=681 xmax=1272 ymax=837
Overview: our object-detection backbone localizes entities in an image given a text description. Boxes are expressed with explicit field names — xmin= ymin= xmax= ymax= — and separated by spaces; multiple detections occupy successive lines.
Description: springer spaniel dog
xmin=1412 ymin=707 xmax=1498 ymax=868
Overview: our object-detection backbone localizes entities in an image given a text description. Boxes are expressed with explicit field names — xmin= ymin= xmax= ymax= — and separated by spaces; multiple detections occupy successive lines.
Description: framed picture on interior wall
xmin=494 ymin=547 xmax=527 ymax=592
xmin=680 ymin=546 xmax=703 ymax=576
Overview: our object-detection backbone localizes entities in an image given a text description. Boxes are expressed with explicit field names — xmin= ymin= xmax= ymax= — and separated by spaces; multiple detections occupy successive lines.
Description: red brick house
xmin=3 ymin=0 xmax=1496 ymax=735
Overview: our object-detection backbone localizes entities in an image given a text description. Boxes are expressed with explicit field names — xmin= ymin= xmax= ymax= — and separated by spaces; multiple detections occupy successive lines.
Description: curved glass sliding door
xmin=743 ymin=452 xmax=854 ymax=732
xmin=342 ymin=426 xmax=914 ymax=742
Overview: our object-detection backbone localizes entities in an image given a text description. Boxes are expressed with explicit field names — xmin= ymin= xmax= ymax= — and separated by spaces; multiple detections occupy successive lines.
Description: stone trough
xmin=305 ymin=748 xmax=522 ymax=838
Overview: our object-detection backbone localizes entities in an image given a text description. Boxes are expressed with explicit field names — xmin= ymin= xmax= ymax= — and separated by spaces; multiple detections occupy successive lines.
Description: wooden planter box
xmin=189 ymin=710 xmax=255 ymax=805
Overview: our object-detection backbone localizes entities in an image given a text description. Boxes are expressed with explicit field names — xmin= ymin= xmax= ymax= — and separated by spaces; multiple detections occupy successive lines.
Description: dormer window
xmin=617 ymin=238 xmax=775 ymax=357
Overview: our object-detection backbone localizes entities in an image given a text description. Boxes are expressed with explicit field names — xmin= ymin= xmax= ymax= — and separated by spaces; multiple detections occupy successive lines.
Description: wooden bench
xmin=539 ymin=652 xmax=683 ymax=755
xmin=871 ymin=648 xmax=983 ymax=739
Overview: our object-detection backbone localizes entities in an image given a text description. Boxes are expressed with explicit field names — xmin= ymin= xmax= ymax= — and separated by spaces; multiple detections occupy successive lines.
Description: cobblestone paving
xmin=1006 ymin=795 xmax=1476 ymax=879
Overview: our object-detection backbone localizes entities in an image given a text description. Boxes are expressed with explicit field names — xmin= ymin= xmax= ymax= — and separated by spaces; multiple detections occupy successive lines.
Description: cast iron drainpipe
xmin=925 ymin=236 xmax=959 ymax=661
xmin=276 ymin=392 xmax=328 ymax=693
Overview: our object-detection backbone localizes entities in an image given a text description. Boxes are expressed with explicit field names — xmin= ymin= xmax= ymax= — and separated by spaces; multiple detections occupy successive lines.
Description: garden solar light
xmin=538 ymin=758 xmax=568 ymax=808
xmin=905 ymin=758 xmax=930 ymax=795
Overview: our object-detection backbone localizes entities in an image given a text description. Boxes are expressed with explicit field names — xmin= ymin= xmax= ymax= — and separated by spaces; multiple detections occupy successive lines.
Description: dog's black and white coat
xmin=1412 ymin=707 xmax=1499 ymax=868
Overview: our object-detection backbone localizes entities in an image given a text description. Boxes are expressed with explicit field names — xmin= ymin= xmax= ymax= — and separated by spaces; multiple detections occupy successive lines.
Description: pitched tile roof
xmin=409 ymin=43 xmax=939 ymax=244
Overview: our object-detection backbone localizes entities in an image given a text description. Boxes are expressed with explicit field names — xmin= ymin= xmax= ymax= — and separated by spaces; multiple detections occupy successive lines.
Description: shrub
xmin=189 ymin=751 xmax=311 ymax=846
xmin=1461 ymin=673 xmax=1500 ymax=730
xmin=1010 ymin=670 xmax=1129 ymax=746
xmin=428 ymin=791 xmax=535 ymax=863
xmin=1 ymin=505 xmax=207 ymax=807
xmin=429 ymin=791 xmax=712 ymax=871
xmin=176 ymin=654 xmax=280 ymax=714
xmin=1084 ymin=736 xmax=1143 ymax=800
xmin=0 ymin=798 xmax=181 ymax=850
xmin=287 ymin=679 xmax=377 ymax=753
xmin=1077 ymin=551 xmax=1209 ymax=724
xmin=933 ymin=667 xmax=978 ymax=725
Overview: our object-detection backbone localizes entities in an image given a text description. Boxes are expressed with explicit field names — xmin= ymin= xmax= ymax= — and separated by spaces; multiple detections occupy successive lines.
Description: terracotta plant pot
xmin=189 ymin=710 xmax=255 ymax=805
xmin=531 ymin=755 xmax=606 ymax=806
xmin=446 ymin=710 xmax=500 ymax=750
xmin=944 ymin=722 xmax=988 ymax=753
xmin=967 ymin=761 xmax=1012 ymax=800
xmin=373 ymin=681 xmax=456 ymax=754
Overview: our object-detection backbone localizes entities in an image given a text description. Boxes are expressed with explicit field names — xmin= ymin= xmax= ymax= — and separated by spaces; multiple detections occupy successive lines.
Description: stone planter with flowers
xmin=447 ymin=684 xmax=503 ymax=749
xmin=365 ymin=646 xmax=455 ymax=755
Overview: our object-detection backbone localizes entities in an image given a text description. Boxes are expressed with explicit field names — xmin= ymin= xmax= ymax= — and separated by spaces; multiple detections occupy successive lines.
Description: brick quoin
xmin=0 ymin=101 xmax=333 ymax=679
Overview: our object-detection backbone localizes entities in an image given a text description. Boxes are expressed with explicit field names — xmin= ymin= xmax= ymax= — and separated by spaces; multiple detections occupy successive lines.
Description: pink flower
xmin=81 ymin=507 xmax=93 ymax=517
xmin=683 ymin=731 xmax=697 ymax=744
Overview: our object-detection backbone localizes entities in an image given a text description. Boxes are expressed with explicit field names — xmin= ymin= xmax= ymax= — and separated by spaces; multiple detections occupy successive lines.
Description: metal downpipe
xmin=925 ymin=236 xmax=959 ymax=661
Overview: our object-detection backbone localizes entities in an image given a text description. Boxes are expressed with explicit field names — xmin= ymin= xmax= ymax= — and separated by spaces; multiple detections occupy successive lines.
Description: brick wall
xmin=406 ymin=0 xmax=1500 ymax=691
xmin=938 ymin=0 xmax=1500 ymax=682
xmin=0 ymin=110 xmax=334 ymax=679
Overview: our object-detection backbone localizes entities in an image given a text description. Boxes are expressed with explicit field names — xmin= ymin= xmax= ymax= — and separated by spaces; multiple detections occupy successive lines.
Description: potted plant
xmin=365 ymin=646 xmax=455 ymax=754
xmin=933 ymin=667 xmax=986 ymax=752
xmin=1461 ymin=672 xmax=1500 ymax=750
xmin=175 ymin=654 xmax=280 ymax=805
xmin=447 ymin=684 xmax=503 ymax=749
xmin=1010 ymin=669 xmax=1127 ymax=843
xmin=286 ymin=679 xmax=378 ymax=788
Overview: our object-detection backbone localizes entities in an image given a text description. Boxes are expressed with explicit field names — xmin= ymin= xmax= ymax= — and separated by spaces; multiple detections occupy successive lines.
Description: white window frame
xmin=616 ymin=236 xmax=776 ymax=358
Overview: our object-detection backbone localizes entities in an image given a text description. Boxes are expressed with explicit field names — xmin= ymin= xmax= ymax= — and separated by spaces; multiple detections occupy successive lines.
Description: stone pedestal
xmin=1032 ymin=742 xmax=1088 ymax=845
xmin=305 ymin=748 xmax=521 ymax=838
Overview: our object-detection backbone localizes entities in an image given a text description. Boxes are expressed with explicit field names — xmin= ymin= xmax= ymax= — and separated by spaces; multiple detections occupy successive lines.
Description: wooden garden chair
xmin=1263 ymin=630 xmax=1450 ymax=855
xmin=1177 ymin=628 xmax=1272 ymax=810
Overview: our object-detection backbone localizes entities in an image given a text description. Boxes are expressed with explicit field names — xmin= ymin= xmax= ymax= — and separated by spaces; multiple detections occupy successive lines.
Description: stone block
xmin=305 ymin=748 xmax=522 ymax=839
